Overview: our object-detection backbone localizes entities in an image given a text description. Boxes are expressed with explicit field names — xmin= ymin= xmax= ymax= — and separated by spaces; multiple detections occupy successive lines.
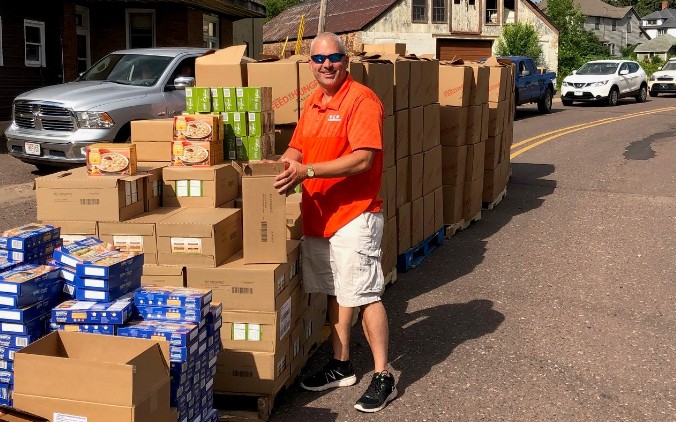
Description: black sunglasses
xmin=310 ymin=53 xmax=346 ymax=64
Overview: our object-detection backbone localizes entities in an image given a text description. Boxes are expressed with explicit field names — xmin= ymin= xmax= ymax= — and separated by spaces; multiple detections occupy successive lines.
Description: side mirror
xmin=171 ymin=76 xmax=195 ymax=90
xmin=572 ymin=70 xmax=577 ymax=75
xmin=619 ymin=69 xmax=629 ymax=75
xmin=520 ymin=70 xmax=531 ymax=76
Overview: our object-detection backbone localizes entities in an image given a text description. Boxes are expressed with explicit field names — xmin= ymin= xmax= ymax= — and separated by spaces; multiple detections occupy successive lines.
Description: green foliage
xmin=495 ymin=23 xmax=544 ymax=63
xmin=620 ymin=44 xmax=638 ymax=59
xmin=263 ymin=0 xmax=302 ymax=22
xmin=546 ymin=0 xmax=615 ymax=83
xmin=640 ymin=55 xmax=665 ymax=76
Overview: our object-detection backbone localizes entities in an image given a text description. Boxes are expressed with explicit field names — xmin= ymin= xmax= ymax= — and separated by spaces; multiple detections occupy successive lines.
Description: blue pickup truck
xmin=502 ymin=56 xmax=557 ymax=114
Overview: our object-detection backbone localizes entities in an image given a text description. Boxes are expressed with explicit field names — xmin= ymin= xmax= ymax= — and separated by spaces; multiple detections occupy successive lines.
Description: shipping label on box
xmin=185 ymin=87 xmax=211 ymax=113
xmin=0 ymin=224 xmax=60 ymax=252
xmin=51 ymin=298 xmax=134 ymax=325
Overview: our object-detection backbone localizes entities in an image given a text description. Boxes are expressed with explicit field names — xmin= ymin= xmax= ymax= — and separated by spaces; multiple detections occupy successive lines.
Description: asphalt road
xmin=1 ymin=96 xmax=674 ymax=421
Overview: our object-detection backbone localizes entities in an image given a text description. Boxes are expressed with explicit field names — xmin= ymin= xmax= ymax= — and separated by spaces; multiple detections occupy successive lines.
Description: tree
xmin=545 ymin=0 xmax=610 ymax=81
xmin=495 ymin=23 xmax=544 ymax=63
xmin=263 ymin=0 xmax=302 ymax=22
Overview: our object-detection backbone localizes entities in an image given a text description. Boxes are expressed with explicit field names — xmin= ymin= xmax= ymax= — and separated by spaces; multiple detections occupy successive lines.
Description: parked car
xmin=648 ymin=58 xmax=676 ymax=97
xmin=561 ymin=60 xmax=648 ymax=106
xmin=503 ymin=56 xmax=557 ymax=114
xmin=4 ymin=47 xmax=209 ymax=170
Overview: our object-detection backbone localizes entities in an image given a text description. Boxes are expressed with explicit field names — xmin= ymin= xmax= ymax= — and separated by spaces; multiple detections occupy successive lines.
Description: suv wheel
xmin=635 ymin=85 xmax=647 ymax=103
xmin=561 ymin=98 xmax=573 ymax=106
xmin=537 ymin=88 xmax=553 ymax=114
xmin=649 ymin=90 xmax=658 ymax=97
xmin=606 ymin=87 xmax=619 ymax=106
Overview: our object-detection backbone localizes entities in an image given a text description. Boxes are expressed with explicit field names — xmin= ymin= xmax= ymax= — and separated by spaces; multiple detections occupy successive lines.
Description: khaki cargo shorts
xmin=302 ymin=212 xmax=385 ymax=308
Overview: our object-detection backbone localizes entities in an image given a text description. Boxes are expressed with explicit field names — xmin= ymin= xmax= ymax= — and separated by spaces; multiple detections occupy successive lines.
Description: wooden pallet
xmin=215 ymin=387 xmax=284 ymax=422
xmin=445 ymin=222 xmax=463 ymax=238
xmin=384 ymin=267 xmax=398 ymax=286
xmin=482 ymin=188 xmax=507 ymax=211
xmin=460 ymin=210 xmax=482 ymax=230
xmin=397 ymin=227 xmax=445 ymax=273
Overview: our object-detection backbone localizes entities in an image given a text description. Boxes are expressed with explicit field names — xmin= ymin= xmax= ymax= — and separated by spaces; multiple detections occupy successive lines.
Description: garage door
xmin=436 ymin=39 xmax=493 ymax=61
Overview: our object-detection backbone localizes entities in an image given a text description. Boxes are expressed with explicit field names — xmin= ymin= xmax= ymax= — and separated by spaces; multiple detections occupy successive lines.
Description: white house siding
xmin=583 ymin=14 xmax=645 ymax=55
xmin=644 ymin=27 xmax=676 ymax=38
xmin=516 ymin=0 xmax=558 ymax=72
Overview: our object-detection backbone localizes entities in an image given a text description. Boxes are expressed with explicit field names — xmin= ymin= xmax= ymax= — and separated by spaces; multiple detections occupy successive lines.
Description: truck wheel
xmin=537 ymin=88 xmax=553 ymax=113
xmin=635 ymin=84 xmax=647 ymax=103
xmin=606 ymin=87 xmax=619 ymax=106
xmin=561 ymin=98 xmax=573 ymax=106
xmin=114 ymin=123 xmax=132 ymax=143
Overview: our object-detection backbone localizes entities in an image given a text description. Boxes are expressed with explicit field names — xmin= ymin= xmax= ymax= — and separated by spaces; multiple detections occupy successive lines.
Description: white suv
xmin=561 ymin=60 xmax=648 ymax=106
xmin=648 ymin=58 xmax=676 ymax=97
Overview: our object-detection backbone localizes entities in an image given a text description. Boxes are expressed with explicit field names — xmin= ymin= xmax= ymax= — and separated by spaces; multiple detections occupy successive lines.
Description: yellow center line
xmin=510 ymin=106 xmax=676 ymax=159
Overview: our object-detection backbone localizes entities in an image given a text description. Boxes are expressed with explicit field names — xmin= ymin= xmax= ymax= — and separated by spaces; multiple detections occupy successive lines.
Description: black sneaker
xmin=300 ymin=359 xmax=357 ymax=392
xmin=354 ymin=371 xmax=397 ymax=413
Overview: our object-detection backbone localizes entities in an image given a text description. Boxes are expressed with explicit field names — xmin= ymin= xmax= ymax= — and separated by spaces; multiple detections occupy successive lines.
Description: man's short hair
xmin=310 ymin=32 xmax=347 ymax=55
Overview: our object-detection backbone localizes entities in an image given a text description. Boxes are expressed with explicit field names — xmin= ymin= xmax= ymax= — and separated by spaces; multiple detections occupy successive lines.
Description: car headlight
xmin=590 ymin=80 xmax=609 ymax=87
xmin=76 ymin=112 xmax=114 ymax=129
xmin=562 ymin=81 xmax=570 ymax=87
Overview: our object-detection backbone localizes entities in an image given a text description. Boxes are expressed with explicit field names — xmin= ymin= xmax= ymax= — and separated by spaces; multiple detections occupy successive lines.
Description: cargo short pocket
xmin=352 ymin=247 xmax=383 ymax=295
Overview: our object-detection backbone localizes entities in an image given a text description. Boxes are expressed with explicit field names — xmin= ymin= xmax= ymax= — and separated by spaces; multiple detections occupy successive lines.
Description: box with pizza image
xmin=173 ymin=114 xmax=222 ymax=143
xmin=86 ymin=143 xmax=137 ymax=176
xmin=171 ymin=139 xmax=224 ymax=167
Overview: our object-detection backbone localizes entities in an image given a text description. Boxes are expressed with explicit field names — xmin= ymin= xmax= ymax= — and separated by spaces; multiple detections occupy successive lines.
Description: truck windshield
xmin=78 ymin=54 xmax=173 ymax=86
xmin=662 ymin=61 xmax=676 ymax=71
xmin=576 ymin=62 xmax=619 ymax=75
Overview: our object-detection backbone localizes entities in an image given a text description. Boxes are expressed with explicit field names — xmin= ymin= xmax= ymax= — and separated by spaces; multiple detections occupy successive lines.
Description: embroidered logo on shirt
xmin=327 ymin=114 xmax=341 ymax=122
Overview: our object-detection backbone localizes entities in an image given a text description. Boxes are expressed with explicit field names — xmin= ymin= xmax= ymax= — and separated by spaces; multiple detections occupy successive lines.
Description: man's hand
xmin=274 ymin=158 xmax=307 ymax=194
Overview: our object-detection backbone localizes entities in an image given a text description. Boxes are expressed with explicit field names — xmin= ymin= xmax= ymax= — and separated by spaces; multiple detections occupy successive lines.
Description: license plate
xmin=24 ymin=142 xmax=41 ymax=156
xmin=574 ymin=91 xmax=583 ymax=96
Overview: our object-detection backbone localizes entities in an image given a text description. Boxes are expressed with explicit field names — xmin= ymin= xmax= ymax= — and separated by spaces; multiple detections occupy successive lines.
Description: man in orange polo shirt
xmin=274 ymin=32 xmax=396 ymax=413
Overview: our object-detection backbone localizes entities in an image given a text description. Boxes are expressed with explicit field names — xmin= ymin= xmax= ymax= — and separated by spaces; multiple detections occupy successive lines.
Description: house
xmin=640 ymin=1 xmax=676 ymax=40
xmin=263 ymin=0 xmax=559 ymax=73
xmin=0 ymin=0 xmax=266 ymax=120
xmin=538 ymin=0 xmax=649 ymax=56
xmin=634 ymin=34 xmax=676 ymax=61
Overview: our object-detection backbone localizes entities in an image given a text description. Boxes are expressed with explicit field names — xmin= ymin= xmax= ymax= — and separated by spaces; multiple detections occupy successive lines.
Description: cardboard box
xmin=489 ymin=100 xmax=508 ymax=136
xmin=131 ymin=119 xmax=174 ymax=143
xmin=353 ymin=56 xmax=395 ymax=116
xmin=98 ymin=208 xmax=181 ymax=265
xmin=483 ymin=164 xmax=504 ymax=204
xmin=156 ymin=207 xmax=243 ymax=267
xmin=39 ymin=220 xmax=97 ymax=245
xmin=174 ymin=114 xmax=221 ymax=143
xmin=423 ymin=145 xmax=442 ymax=196
xmin=411 ymin=198 xmax=424 ymax=246
xmin=0 ymin=406 xmax=48 ymax=421
xmin=440 ymin=106 xmax=469 ymax=147
xmin=395 ymin=109 xmax=409 ymax=160
xmin=221 ymin=300 xmax=292 ymax=353
xmin=484 ymin=56 xmax=511 ymax=102
xmin=442 ymin=145 xmax=467 ymax=186
xmin=186 ymin=241 xmax=300 ymax=312
xmin=238 ymin=135 xmax=273 ymax=161
xmin=438 ymin=60 xmax=473 ymax=106
xmin=362 ymin=43 xmax=406 ymax=56
xmin=274 ymin=124 xmax=297 ymax=156
xmin=443 ymin=184 xmax=463 ymax=225
xmin=397 ymin=202 xmax=411 ymax=254
xmin=468 ymin=62 xmax=490 ymax=105
xmin=171 ymin=139 xmax=223 ymax=167
xmin=381 ymin=166 xmax=395 ymax=221
xmin=393 ymin=59 xmax=411 ymax=111
xmin=248 ymin=60 xmax=300 ymax=124
xmin=185 ymin=87 xmax=211 ymax=113
xmin=137 ymin=162 xmax=166 ymax=212
xmin=286 ymin=55 xmax=319 ymax=116
xmin=420 ymin=56 xmax=440 ymax=106
xmin=286 ymin=192 xmax=302 ymax=240
xmin=195 ymin=45 xmax=248 ymax=87
xmin=382 ymin=217 xmax=398 ymax=273
xmin=466 ymin=105 xmax=482 ymax=145
xmin=423 ymin=103 xmax=440 ymax=151
xmin=222 ymin=111 xmax=248 ymax=139
xmin=13 ymin=331 xmax=170 ymax=422
xmin=408 ymin=153 xmax=423 ymax=202
xmin=481 ymin=103 xmax=489 ymax=142
xmin=407 ymin=56 xmax=425 ymax=108
xmin=379 ymin=169 xmax=388 ymax=220
xmin=396 ymin=157 xmax=409 ymax=207
xmin=423 ymin=192 xmax=435 ymax=238
xmin=141 ymin=264 xmax=186 ymax=287
xmin=463 ymin=177 xmax=484 ymax=221
xmin=465 ymin=141 xmax=486 ymax=182
xmin=236 ymin=87 xmax=273 ymax=112
xmin=289 ymin=318 xmax=306 ymax=380
xmin=383 ymin=114 xmax=396 ymax=169
xmin=485 ymin=132 xmax=504 ymax=170
xmin=162 ymin=164 xmax=239 ymax=208
xmin=433 ymin=187 xmax=444 ymax=233
xmin=241 ymin=162 xmax=287 ymax=264
xmin=86 ymin=143 xmax=137 ymax=176
xmin=409 ymin=106 xmax=424 ymax=155
xmin=36 ymin=167 xmax=147 ymax=222
xmin=132 ymin=141 xmax=172 ymax=164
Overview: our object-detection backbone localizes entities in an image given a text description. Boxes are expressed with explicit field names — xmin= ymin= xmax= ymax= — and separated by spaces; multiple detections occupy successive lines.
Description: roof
xmin=538 ymin=0 xmax=631 ymax=19
xmin=634 ymin=34 xmax=676 ymax=53
xmin=87 ymin=0 xmax=266 ymax=18
xmin=641 ymin=8 xmax=676 ymax=21
xmin=264 ymin=0 xmax=397 ymax=43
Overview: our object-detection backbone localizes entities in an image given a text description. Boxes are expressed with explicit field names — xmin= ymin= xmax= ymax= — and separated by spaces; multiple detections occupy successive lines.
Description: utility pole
xmin=318 ymin=0 xmax=327 ymax=34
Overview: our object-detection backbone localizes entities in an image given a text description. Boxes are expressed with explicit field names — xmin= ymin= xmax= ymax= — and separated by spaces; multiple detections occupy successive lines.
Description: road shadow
xmin=514 ymin=107 xmax=564 ymax=121
xmin=269 ymin=162 xmax=557 ymax=419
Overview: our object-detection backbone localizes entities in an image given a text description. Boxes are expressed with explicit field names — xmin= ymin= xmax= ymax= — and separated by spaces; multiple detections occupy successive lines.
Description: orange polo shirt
xmin=289 ymin=74 xmax=384 ymax=238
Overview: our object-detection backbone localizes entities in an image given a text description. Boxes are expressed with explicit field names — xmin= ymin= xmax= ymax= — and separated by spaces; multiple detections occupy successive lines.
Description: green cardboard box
xmin=222 ymin=112 xmax=247 ymax=138
xmin=236 ymin=87 xmax=273 ymax=112
xmin=248 ymin=112 xmax=264 ymax=136
xmin=186 ymin=87 xmax=211 ymax=113
xmin=211 ymin=88 xmax=224 ymax=113
xmin=223 ymin=87 xmax=238 ymax=112
xmin=226 ymin=137 xmax=238 ymax=161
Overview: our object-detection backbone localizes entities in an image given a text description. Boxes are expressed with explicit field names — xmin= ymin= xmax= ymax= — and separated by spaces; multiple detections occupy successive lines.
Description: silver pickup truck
xmin=5 ymin=47 xmax=208 ymax=170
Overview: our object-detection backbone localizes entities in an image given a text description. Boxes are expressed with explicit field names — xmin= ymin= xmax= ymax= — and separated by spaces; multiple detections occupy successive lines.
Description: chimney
xmin=663 ymin=1 xmax=669 ymax=10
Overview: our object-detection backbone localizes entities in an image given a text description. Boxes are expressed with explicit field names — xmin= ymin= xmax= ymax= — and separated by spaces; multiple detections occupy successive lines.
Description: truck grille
xmin=13 ymin=101 xmax=76 ymax=131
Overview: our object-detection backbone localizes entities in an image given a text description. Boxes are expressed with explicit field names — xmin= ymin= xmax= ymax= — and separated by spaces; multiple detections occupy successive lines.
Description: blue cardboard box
xmin=0 ymin=370 xmax=13 ymax=385
xmin=0 ymin=332 xmax=44 ymax=349
xmin=0 ymin=259 xmax=18 ymax=273
xmin=50 ymin=323 xmax=117 ymax=335
xmin=117 ymin=320 xmax=199 ymax=347
xmin=0 ymin=294 xmax=63 ymax=323
xmin=205 ymin=302 xmax=222 ymax=325
xmin=51 ymin=298 xmax=134 ymax=325
xmin=62 ymin=282 xmax=76 ymax=300
xmin=0 ymin=360 xmax=13 ymax=371
xmin=75 ymin=277 xmax=141 ymax=303
xmin=76 ymin=251 xmax=144 ymax=279
xmin=134 ymin=286 xmax=213 ymax=310
xmin=0 ymin=312 xmax=51 ymax=335
xmin=0 ymin=238 xmax=62 ymax=263
xmin=0 ymin=264 xmax=61 ymax=296
xmin=51 ymin=237 xmax=115 ymax=267
xmin=170 ymin=340 xmax=200 ymax=363
xmin=206 ymin=316 xmax=222 ymax=337
xmin=0 ymin=346 xmax=21 ymax=362
xmin=0 ymin=279 xmax=63 ymax=309
xmin=0 ymin=224 xmax=60 ymax=251
xmin=0 ymin=382 xmax=11 ymax=403
xmin=75 ymin=266 xmax=142 ymax=291
xmin=136 ymin=303 xmax=210 ymax=323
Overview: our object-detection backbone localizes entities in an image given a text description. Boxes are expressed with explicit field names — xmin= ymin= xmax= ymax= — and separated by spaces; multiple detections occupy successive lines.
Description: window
xmin=76 ymin=6 xmax=91 ymax=73
xmin=486 ymin=0 xmax=498 ymax=24
xmin=24 ymin=20 xmax=46 ymax=67
xmin=469 ymin=0 xmax=475 ymax=5
xmin=595 ymin=17 xmax=601 ymax=29
xmin=612 ymin=20 xmax=617 ymax=31
xmin=412 ymin=0 xmax=426 ymax=23
xmin=0 ymin=17 xmax=3 ymax=66
xmin=203 ymin=15 xmax=219 ymax=48
xmin=627 ymin=21 xmax=632 ymax=33
xmin=454 ymin=0 xmax=460 ymax=4
xmin=432 ymin=0 xmax=446 ymax=23
xmin=659 ymin=29 xmax=667 ymax=35
xmin=126 ymin=9 xmax=155 ymax=48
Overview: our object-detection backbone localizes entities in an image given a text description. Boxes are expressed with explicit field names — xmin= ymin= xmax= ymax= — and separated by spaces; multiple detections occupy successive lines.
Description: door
xmin=436 ymin=39 xmax=493 ymax=61
xmin=75 ymin=6 xmax=91 ymax=76
xmin=515 ymin=61 xmax=537 ymax=102
xmin=627 ymin=62 xmax=642 ymax=92
xmin=617 ymin=62 xmax=631 ymax=94
xmin=451 ymin=0 xmax=481 ymax=33
xmin=163 ymin=57 xmax=197 ymax=117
